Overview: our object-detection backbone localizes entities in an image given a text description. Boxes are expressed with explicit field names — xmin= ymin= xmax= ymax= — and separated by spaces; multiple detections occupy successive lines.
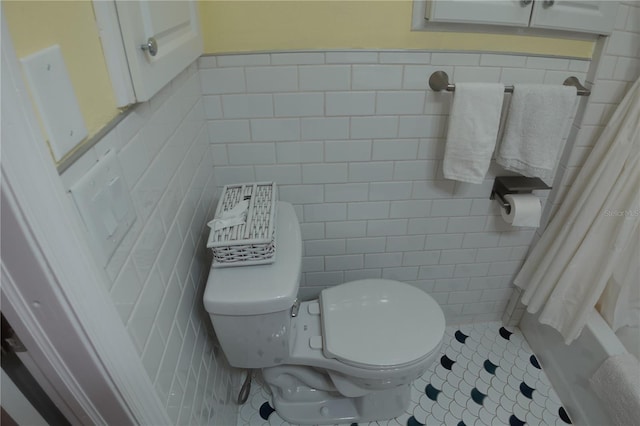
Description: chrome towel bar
xmin=428 ymin=70 xmax=591 ymax=96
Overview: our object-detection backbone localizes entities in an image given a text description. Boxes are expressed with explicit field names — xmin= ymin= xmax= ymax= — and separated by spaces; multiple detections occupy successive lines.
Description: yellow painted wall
xmin=4 ymin=1 xmax=119 ymax=145
xmin=3 ymin=0 xmax=594 ymax=158
xmin=199 ymin=1 xmax=593 ymax=59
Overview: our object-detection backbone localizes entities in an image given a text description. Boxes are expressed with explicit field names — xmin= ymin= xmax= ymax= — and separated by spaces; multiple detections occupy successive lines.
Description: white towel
xmin=496 ymin=84 xmax=577 ymax=181
xmin=443 ymin=83 xmax=505 ymax=184
xmin=590 ymin=353 xmax=640 ymax=426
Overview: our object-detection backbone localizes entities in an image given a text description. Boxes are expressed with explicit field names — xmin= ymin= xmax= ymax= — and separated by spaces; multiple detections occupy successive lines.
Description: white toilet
xmin=203 ymin=202 xmax=446 ymax=424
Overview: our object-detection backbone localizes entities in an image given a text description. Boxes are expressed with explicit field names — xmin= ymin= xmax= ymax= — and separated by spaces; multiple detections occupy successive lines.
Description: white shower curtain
xmin=597 ymin=233 xmax=640 ymax=332
xmin=514 ymin=77 xmax=640 ymax=344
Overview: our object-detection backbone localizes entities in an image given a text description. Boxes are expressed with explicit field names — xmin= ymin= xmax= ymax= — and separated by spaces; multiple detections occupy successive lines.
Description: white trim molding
xmin=1 ymin=10 xmax=169 ymax=425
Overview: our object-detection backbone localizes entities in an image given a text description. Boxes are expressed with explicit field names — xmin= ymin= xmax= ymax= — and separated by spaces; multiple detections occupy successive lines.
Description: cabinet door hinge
xmin=1 ymin=314 xmax=27 ymax=353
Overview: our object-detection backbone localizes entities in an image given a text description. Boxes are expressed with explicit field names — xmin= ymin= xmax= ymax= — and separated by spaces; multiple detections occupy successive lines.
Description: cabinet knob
xmin=140 ymin=37 xmax=158 ymax=57
xmin=543 ymin=0 xmax=555 ymax=7
xmin=520 ymin=0 xmax=533 ymax=6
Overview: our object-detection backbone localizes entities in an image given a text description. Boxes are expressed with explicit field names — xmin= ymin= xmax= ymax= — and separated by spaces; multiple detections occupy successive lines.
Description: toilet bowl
xmin=203 ymin=202 xmax=445 ymax=424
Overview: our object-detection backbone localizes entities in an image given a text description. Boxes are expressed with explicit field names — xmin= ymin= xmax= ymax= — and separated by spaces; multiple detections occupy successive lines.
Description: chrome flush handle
xmin=290 ymin=299 xmax=300 ymax=317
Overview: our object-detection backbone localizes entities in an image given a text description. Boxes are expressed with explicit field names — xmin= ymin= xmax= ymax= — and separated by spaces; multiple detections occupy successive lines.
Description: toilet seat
xmin=320 ymin=279 xmax=446 ymax=370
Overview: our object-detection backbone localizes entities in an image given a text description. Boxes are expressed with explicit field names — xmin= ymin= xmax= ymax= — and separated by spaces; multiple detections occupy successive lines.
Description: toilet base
xmin=268 ymin=382 xmax=410 ymax=425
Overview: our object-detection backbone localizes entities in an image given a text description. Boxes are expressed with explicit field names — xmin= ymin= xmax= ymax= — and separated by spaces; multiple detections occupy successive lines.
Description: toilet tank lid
xmin=203 ymin=202 xmax=301 ymax=316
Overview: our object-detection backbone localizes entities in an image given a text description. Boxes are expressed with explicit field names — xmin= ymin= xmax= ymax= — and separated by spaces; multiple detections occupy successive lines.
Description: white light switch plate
xmin=70 ymin=150 xmax=136 ymax=266
xmin=21 ymin=45 xmax=88 ymax=161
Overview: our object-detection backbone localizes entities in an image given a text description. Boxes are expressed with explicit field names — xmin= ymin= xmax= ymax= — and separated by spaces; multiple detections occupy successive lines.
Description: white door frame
xmin=1 ymin=9 xmax=170 ymax=426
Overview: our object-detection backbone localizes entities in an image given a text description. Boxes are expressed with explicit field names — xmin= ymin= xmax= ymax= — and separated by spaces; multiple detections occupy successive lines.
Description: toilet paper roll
xmin=501 ymin=194 xmax=541 ymax=227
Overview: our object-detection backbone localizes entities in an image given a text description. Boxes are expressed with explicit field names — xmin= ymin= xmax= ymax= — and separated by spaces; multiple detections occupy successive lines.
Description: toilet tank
xmin=203 ymin=202 xmax=302 ymax=368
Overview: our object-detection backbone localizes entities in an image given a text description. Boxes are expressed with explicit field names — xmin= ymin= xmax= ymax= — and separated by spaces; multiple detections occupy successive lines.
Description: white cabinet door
xmin=115 ymin=0 xmax=203 ymax=102
xmin=426 ymin=0 xmax=533 ymax=27
xmin=529 ymin=0 xmax=618 ymax=34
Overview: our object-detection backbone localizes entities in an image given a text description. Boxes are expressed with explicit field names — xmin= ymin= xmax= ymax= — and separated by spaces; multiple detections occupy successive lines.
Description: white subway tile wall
xmin=503 ymin=1 xmax=640 ymax=325
xmin=199 ymin=50 xmax=592 ymax=325
xmin=59 ymin=25 xmax=639 ymax=421
xmin=60 ymin=63 xmax=237 ymax=426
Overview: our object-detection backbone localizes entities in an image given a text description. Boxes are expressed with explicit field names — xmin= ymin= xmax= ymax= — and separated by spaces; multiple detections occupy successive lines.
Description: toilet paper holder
xmin=490 ymin=177 xmax=551 ymax=215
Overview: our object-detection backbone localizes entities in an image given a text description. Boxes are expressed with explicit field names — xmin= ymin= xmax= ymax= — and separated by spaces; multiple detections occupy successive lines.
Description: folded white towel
xmin=496 ymin=84 xmax=577 ymax=181
xmin=443 ymin=83 xmax=505 ymax=184
xmin=590 ymin=353 xmax=640 ymax=426
xmin=208 ymin=200 xmax=248 ymax=231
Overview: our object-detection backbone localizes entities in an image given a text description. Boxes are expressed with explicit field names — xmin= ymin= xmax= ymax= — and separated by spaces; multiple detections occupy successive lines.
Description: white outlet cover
xmin=21 ymin=45 xmax=88 ymax=161
xmin=70 ymin=150 xmax=136 ymax=266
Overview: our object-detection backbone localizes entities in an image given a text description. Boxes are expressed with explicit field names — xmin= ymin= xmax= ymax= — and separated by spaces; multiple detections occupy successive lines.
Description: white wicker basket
xmin=207 ymin=182 xmax=277 ymax=267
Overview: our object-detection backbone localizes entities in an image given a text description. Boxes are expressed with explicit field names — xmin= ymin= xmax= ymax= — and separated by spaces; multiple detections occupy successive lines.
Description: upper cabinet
xmin=95 ymin=0 xmax=203 ymax=106
xmin=425 ymin=0 xmax=619 ymax=35
xmin=426 ymin=0 xmax=534 ymax=27
xmin=528 ymin=0 xmax=618 ymax=34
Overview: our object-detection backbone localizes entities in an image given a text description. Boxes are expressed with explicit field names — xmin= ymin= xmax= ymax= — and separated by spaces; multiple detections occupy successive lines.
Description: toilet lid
xmin=320 ymin=279 xmax=445 ymax=369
